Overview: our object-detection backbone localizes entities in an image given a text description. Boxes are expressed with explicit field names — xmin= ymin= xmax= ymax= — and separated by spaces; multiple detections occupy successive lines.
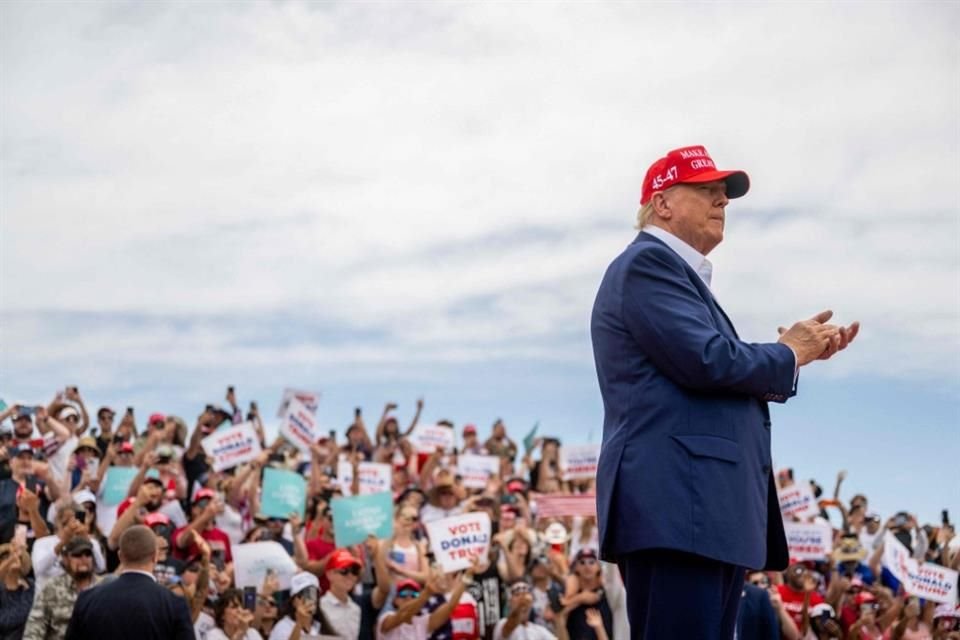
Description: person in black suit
xmin=65 ymin=524 xmax=195 ymax=640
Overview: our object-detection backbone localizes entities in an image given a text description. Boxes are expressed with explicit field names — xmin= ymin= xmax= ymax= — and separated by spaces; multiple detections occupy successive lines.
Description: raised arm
xmin=65 ymin=388 xmax=90 ymax=436
xmin=427 ymin=564 xmax=476 ymax=633
xmin=401 ymin=398 xmax=424 ymax=437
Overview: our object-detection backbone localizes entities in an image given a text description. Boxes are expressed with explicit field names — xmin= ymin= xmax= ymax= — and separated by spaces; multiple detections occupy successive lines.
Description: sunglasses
xmin=511 ymin=586 xmax=532 ymax=595
xmin=69 ymin=550 xmax=94 ymax=558
xmin=397 ymin=589 xmax=420 ymax=598
xmin=336 ymin=566 xmax=361 ymax=576
xmin=749 ymin=577 xmax=770 ymax=588
xmin=195 ymin=499 xmax=211 ymax=509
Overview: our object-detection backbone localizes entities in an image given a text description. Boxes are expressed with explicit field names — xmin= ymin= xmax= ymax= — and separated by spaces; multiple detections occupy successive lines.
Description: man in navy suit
xmin=590 ymin=145 xmax=859 ymax=639
xmin=65 ymin=524 xmax=195 ymax=640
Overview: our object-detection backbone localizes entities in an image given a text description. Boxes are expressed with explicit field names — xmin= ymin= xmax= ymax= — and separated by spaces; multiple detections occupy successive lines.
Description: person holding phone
xmin=206 ymin=588 xmax=263 ymax=640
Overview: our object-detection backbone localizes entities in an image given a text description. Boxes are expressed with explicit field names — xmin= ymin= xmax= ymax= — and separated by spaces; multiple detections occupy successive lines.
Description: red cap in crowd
xmin=118 ymin=442 xmax=134 ymax=454
xmin=640 ymin=145 xmax=749 ymax=205
xmin=462 ymin=424 xmax=477 ymax=436
xmin=395 ymin=578 xmax=421 ymax=593
xmin=326 ymin=548 xmax=362 ymax=572
xmin=148 ymin=413 xmax=165 ymax=425
xmin=193 ymin=488 xmax=216 ymax=504
xmin=144 ymin=512 xmax=171 ymax=528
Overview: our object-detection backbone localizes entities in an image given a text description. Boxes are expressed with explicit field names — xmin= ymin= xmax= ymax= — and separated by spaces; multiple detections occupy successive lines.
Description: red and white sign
xmin=559 ymin=443 xmax=600 ymax=481
xmin=425 ymin=512 xmax=491 ymax=573
xmin=337 ymin=461 xmax=392 ymax=496
xmin=457 ymin=454 xmax=501 ymax=490
xmin=280 ymin=397 xmax=316 ymax=454
xmin=784 ymin=522 xmax=833 ymax=561
xmin=276 ymin=388 xmax=320 ymax=418
xmin=533 ymin=493 xmax=597 ymax=518
xmin=201 ymin=422 xmax=263 ymax=472
xmin=883 ymin=532 xmax=959 ymax=604
xmin=778 ymin=483 xmax=820 ymax=520
xmin=411 ymin=423 xmax=455 ymax=454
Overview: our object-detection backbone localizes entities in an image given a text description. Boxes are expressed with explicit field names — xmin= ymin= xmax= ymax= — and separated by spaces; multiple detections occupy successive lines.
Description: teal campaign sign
xmin=261 ymin=468 xmax=306 ymax=520
xmin=102 ymin=467 xmax=140 ymax=506
xmin=331 ymin=492 xmax=394 ymax=547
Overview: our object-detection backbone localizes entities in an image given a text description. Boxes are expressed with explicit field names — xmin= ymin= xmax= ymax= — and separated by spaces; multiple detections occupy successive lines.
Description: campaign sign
xmin=777 ymin=483 xmax=820 ymax=520
xmin=560 ymin=443 xmax=600 ymax=481
xmin=261 ymin=468 xmax=306 ymax=520
xmin=276 ymin=388 xmax=320 ymax=418
xmin=457 ymin=454 xmax=501 ymax=489
xmin=280 ymin=397 xmax=316 ymax=454
xmin=337 ymin=461 xmax=392 ymax=496
xmin=202 ymin=422 xmax=262 ymax=472
xmin=425 ymin=512 xmax=492 ymax=573
xmin=233 ymin=541 xmax=298 ymax=591
xmin=330 ymin=492 xmax=394 ymax=547
xmin=883 ymin=532 xmax=959 ymax=604
xmin=102 ymin=467 xmax=140 ymax=506
xmin=411 ymin=423 xmax=455 ymax=454
xmin=784 ymin=522 xmax=833 ymax=560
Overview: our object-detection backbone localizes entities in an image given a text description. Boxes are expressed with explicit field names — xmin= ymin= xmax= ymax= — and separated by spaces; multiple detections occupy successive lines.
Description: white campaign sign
xmin=560 ymin=443 xmax=600 ymax=480
xmin=457 ymin=454 xmax=501 ymax=489
xmin=337 ymin=461 xmax=392 ymax=496
xmin=233 ymin=541 xmax=298 ymax=591
xmin=201 ymin=422 xmax=263 ymax=472
xmin=411 ymin=423 xmax=455 ymax=454
xmin=784 ymin=522 xmax=833 ymax=560
xmin=777 ymin=483 xmax=820 ymax=520
xmin=276 ymin=388 xmax=320 ymax=417
xmin=280 ymin=397 xmax=316 ymax=454
xmin=425 ymin=511 xmax=492 ymax=573
xmin=883 ymin=532 xmax=959 ymax=604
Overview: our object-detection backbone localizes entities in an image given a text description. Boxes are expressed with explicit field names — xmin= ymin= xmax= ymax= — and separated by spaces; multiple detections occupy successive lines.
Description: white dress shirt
xmin=642 ymin=225 xmax=713 ymax=288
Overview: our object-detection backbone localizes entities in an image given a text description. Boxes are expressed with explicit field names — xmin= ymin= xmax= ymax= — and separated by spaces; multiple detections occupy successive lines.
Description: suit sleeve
xmin=63 ymin=591 xmax=88 ymax=640
xmin=622 ymin=245 xmax=796 ymax=400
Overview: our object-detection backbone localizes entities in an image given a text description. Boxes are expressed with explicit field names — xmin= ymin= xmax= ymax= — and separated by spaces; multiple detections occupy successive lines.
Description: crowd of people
xmin=0 ymin=386 xmax=957 ymax=640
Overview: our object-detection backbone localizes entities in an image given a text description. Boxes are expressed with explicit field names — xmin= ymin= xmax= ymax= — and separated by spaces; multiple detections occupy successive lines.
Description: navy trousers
xmin=617 ymin=549 xmax=746 ymax=640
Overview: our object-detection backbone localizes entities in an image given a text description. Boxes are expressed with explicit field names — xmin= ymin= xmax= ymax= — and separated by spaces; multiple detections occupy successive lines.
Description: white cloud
xmin=1 ymin=1 xmax=958 ymax=380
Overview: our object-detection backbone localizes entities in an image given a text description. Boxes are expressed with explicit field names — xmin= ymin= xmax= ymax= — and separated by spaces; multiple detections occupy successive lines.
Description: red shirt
xmin=306 ymin=535 xmax=336 ymax=592
xmin=172 ymin=525 xmax=232 ymax=563
xmin=777 ymin=584 xmax=824 ymax=628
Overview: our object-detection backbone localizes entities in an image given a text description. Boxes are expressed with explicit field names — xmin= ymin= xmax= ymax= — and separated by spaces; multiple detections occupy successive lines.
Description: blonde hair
xmin=635 ymin=201 xmax=655 ymax=229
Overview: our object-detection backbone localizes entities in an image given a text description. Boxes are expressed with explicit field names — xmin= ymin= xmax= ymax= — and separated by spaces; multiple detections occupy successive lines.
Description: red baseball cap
xmin=148 ymin=413 xmax=166 ymax=425
xmin=326 ymin=548 xmax=362 ymax=572
xmin=463 ymin=424 xmax=477 ymax=436
xmin=144 ymin=512 xmax=172 ymax=528
xmin=395 ymin=578 xmax=421 ymax=593
xmin=193 ymin=488 xmax=216 ymax=504
xmin=640 ymin=145 xmax=749 ymax=205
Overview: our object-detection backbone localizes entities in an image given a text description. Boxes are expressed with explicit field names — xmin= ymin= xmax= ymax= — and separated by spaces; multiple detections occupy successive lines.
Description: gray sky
xmin=2 ymin=2 xmax=958 ymax=523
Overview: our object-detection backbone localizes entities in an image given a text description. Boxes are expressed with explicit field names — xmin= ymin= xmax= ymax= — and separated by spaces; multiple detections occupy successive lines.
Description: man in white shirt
xmin=319 ymin=549 xmax=362 ymax=638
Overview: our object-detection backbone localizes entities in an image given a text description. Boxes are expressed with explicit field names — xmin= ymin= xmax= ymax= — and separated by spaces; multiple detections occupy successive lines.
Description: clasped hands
xmin=777 ymin=310 xmax=860 ymax=367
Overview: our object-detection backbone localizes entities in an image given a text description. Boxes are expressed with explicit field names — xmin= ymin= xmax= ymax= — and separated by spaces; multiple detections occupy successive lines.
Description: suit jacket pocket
xmin=671 ymin=434 xmax=741 ymax=464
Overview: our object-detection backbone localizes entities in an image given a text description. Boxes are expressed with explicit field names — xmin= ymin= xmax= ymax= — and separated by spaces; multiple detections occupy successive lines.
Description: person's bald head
xmin=119 ymin=525 xmax=158 ymax=568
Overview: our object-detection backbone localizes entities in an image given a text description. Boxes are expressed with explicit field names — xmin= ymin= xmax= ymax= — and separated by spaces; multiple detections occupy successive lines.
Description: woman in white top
xmin=269 ymin=572 xmax=323 ymax=640
xmin=206 ymin=588 xmax=263 ymax=640
xmin=385 ymin=505 xmax=429 ymax=584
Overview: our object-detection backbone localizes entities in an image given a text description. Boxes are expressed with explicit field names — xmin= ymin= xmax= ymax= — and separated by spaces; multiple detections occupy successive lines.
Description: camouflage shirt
xmin=22 ymin=573 xmax=100 ymax=640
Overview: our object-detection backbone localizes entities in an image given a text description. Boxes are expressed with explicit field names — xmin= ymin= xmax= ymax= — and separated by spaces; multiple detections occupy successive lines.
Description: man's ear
xmin=651 ymin=192 xmax=671 ymax=220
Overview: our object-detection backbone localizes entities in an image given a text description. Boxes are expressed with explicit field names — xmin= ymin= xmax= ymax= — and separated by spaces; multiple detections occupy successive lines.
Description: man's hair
xmin=119 ymin=525 xmax=157 ymax=565
xmin=636 ymin=201 xmax=655 ymax=229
